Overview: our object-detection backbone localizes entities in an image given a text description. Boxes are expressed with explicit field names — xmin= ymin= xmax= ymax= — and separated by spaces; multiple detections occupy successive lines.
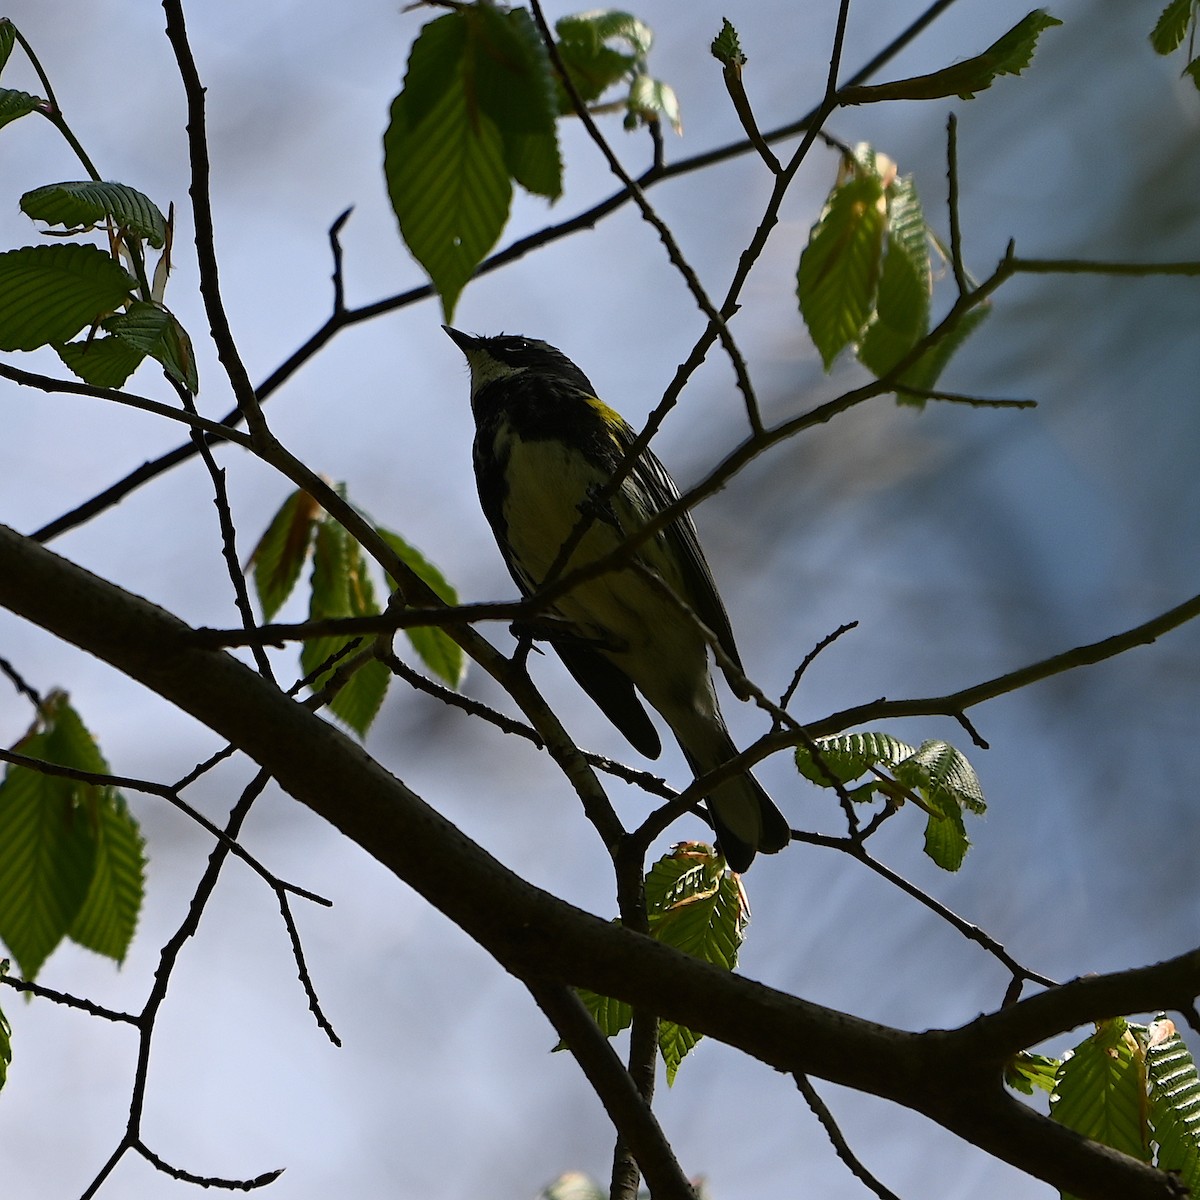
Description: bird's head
xmin=443 ymin=326 xmax=594 ymax=399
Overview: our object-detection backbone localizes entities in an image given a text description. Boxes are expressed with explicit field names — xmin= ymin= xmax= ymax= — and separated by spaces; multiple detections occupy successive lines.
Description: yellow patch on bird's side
xmin=583 ymin=395 xmax=631 ymax=446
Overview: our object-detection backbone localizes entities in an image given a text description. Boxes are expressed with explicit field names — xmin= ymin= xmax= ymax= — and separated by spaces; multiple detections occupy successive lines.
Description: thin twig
xmin=795 ymin=1074 xmax=904 ymax=1200
xmin=946 ymin=112 xmax=969 ymax=296
xmin=527 ymin=982 xmax=697 ymax=1200
xmin=162 ymin=0 xmax=267 ymax=439
xmin=778 ymin=622 xmax=860 ymax=710
xmin=27 ymin=0 xmax=995 ymax=548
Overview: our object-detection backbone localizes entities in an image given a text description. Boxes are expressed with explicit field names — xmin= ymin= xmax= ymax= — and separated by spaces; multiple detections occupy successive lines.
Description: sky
xmin=1 ymin=1 xmax=1199 ymax=1198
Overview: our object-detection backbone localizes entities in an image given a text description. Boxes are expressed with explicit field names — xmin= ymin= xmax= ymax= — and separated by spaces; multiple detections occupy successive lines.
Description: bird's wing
xmin=615 ymin=426 xmax=746 ymax=675
xmin=550 ymin=634 xmax=662 ymax=759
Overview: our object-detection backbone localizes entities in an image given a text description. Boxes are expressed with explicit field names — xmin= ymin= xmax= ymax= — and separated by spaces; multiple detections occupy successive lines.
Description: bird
xmin=444 ymin=326 xmax=790 ymax=871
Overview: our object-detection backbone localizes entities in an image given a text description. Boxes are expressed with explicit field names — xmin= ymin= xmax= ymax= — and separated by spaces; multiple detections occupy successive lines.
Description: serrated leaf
xmin=797 ymin=172 xmax=887 ymax=369
xmin=896 ymin=301 xmax=992 ymax=402
xmin=556 ymin=11 xmax=653 ymax=59
xmin=0 ymin=19 xmax=15 ymax=75
xmin=795 ymin=731 xmax=915 ymax=786
xmin=1186 ymin=55 xmax=1200 ymax=89
xmin=840 ymin=10 xmax=1063 ymax=103
xmin=1151 ymin=0 xmax=1195 ymax=55
xmin=0 ymin=243 xmax=136 ymax=351
xmin=384 ymin=12 xmax=512 ymax=321
xmin=379 ymin=527 xmax=466 ymax=688
xmin=898 ymin=740 xmax=986 ymax=816
xmin=249 ymin=489 xmax=322 ymax=620
xmin=302 ymin=519 xmax=390 ymax=736
xmin=41 ymin=693 xmax=110 ymax=776
xmin=921 ymin=790 xmax=970 ymax=870
xmin=20 ymin=181 xmax=168 ymax=249
xmin=0 ymin=693 xmax=108 ymax=980
xmin=626 ymin=74 xmax=681 ymax=133
xmin=571 ymin=987 xmax=633 ymax=1040
xmin=102 ymin=300 xmax=198 ymax=393
xmin=898 ymin=740 xmax=985 ymax=872
xmin=471 ymin=6 xmax=562 ymax=199
xmin=660 ymin=1019 xmax=701 ymax=1087
xmin=68 ymin=789 xmax=145 ymax=963
xmin=55 ymin=335 xmax=146 ymax=388
xmin=710 ymin=18 xmax=746 ymax=69
xmin=645 ymin=846 xmax=747 ymax=1081
xmin=1051 ymin=1020 xmax=1152 ymax=1167
xmin=858 ymin=175 xmax=932 ymax=378
xmin=1147 ymin=1020 xmax=1200 ymax=1191
xmin=554 ymin=38 xmax=636 ymax=108
xmin=645 ymin=848 xmax=747 ymax=970
xmin=1006 ymin=1051 xmax=1061 ymax=1095
xmin=0 ymin=87 xmax=41 ymax=131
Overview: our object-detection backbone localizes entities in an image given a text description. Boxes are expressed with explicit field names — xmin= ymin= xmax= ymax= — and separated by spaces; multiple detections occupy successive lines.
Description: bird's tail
xmin=676 ymin=715 xmax=790 ymax=873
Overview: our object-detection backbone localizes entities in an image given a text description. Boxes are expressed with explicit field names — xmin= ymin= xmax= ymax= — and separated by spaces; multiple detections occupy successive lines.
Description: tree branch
xmin=0 ymin=522 xmax=1191 ymax=1200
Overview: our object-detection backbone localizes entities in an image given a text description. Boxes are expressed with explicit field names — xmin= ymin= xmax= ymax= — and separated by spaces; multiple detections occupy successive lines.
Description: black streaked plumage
xmin=445 ymin=327 xmax=789 ymax=871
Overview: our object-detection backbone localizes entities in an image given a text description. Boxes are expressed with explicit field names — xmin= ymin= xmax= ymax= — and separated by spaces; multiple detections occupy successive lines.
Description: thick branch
xmin=0 ymin=523 xmax=1191 ymax=1200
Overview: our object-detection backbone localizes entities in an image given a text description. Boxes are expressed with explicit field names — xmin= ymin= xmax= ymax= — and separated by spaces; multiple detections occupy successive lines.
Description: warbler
xmin=445 ymin=327 xmax=790 ymax=872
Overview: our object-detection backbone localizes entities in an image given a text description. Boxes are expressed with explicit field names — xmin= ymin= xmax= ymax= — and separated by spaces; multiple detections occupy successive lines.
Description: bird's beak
xmin=442 ymin=325 xmax=480 ymax=354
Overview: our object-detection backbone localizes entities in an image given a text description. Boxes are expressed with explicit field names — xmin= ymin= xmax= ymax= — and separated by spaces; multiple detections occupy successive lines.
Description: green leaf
xmin=249 ymin=489 xmax=322 ymax=620
xmin=645 ymin=847 xmax=747 ymax=970
xmin=710 ymin=18 xmax=746 ymax=69
xmin=1185 ymin=56 xmax=1200 ymax=89
xmin=68 ymin=789 xmax=145 ymax=963
xmin=659 ymin=1019 xmax=702 ymax=1087
xmin=0 ymin=243 xmax=136 ymax=352
xmin=20 ymin=181 xmax=168 ymax=248
xmin=921 ymin=788 xmax=969 ymax=870
xmin=379 ymin=527 xmax=466 ymax=688
xmin=896 ymin=739 xmax=986 ymax=872
xmin=896 ymin=739 xmax=986 ymax=816
xmin=858 ymin=175 xmax=932 ymax=378
xmin=626 ymin=74 xmax=681 ymax=133
xmin=839 ymin=10 xmax=1063 ymax=103
xmin=565 ymin=847 xmax=746 ymax=1082
xmin=570 ymin=986 xmax=633 ymax=1040
xmin=895 ymin=301 xmax=992 ymax=402
xmin=554 ymin=38 xmax=636 ymax=108
xmin=1051 ymin=1020 xmax=1152 ymax=1165
xmin=0 ymin=87 xmax=41 ymax=131
xmin=555 ymin=10 xmax=653 ymax=59
xmin=55 ymin=335 xmax=146 ymax=389
xmin=471 ymin=6 xmax=562 ymax=199
xmin=1147 ymin=1018 xmax=1200 ymax=1192
xmin=1006 ymin=1051 xmax=1061 ymax=1095
xmin=1150 ymin=0 xmax=1195 ymax=55
xmin=302 ymin=519 xmax=390 ymax=737
xmin=797 ymin=171 xmax=887 ymax=369
xmin=794 ymin=731 xmax=915 ymax=786
xmin=0 ymin=19 xmax=16 ymax=75
xmin=101 ymin=300 xmax=198 ymax=393
xmin=384 ymin=11 xmax=512 ymax=321
xmin=645 ymin=846 xmax=748 ymax=1081
xmin=0 ymin=693 xmax=109 ymax=979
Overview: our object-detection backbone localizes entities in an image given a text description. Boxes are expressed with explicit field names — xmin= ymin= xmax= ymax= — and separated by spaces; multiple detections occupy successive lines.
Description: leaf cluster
xmin=383 ymin=7 xmax=679 ymax=319
xmin=1150 ymin=0 xmax=1200 ymax=89
xmin=1017 ymin=1017 xmax=1200 ymax=1197
xmin=248 ymin=486 xmax=465 ymax=736
xmin=0 ymin=28 xmax=195 ymax=393
xmin=0 ymin=693 xmax=145 ymax=982
xmin=571 ymin=844 xmax=747 ymax=1083
xmin=796 ymin=731 xmax=985 ymax=871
